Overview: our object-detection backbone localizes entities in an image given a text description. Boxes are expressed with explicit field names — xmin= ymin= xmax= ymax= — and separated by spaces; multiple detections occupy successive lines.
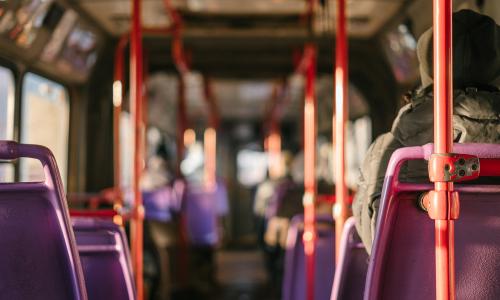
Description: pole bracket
xmin=421 ymin=190 xmax=460 ymax=220
xmin=428 ymin=153 xmax=480 ymax=182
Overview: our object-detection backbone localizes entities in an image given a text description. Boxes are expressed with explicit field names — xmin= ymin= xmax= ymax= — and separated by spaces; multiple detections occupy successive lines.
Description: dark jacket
xmin=353 ymin=10 xmax=500 ymax=253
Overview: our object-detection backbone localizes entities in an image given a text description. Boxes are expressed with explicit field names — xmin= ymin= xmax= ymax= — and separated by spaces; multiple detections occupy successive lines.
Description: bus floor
xmin=213 ymin=249 xmax=278 ymax=300
xmin=170 ymin=248 xmax=279 ymax=300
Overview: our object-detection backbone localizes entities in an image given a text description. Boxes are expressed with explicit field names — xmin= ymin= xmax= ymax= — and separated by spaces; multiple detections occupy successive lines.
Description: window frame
xmin=0 ymin=62 xmax=18 ymax=182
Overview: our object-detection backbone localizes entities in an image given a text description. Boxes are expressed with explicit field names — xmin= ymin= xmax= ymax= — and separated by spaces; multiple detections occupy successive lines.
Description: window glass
xmin=41 ymin=8 xmax=78 ymax=62
xmin=0 ymin=66 xmax=15 ymax=182
xmin=120 ymin=111 xmax=133 ymax=189
xmin=382 ymin=24 xmax=419 ymax=83
xmin=57 ymin=22 xmax=97 ymax=75
xmin=237 ymin=149 xmax=268 ymax=187
xmin=21 ymin=73 xmax=69 ymax=186
xmin=0 ymin=0 xmax=54 ymax=48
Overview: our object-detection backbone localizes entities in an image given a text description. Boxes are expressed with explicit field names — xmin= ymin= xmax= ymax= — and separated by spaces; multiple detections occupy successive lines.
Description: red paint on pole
xmin=334 ymin=0 xmax=349 ymax=262
xmin=130 ymin=0 xmax=145 ymax=298
xmin=113 ymin=34 xmax=128 ymax=211
xmin=432 ymin=0 xmax=455 ymax=299
xmin=302 ymin=44 xmax=317 ymax=300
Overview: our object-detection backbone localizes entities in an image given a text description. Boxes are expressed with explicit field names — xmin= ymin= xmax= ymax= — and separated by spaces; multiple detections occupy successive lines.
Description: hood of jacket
xmin=417 ymin=9 xmax=500 ymax=89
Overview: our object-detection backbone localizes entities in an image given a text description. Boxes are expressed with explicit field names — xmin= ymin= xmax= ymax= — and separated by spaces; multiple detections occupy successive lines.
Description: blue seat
xmin=0 ymin=141 xmax=87 ymax=299
xmin=73 ymin=217 xmax=136 ymax=300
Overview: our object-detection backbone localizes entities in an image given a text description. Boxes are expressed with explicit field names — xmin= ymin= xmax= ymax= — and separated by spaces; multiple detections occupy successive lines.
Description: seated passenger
xmin=353 ymin=9 xmax=500 ymax=253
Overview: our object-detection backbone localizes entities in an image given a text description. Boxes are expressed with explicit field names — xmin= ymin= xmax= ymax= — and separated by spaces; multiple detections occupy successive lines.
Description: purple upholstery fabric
xmin=0 ymin=141 xmax=86 ymax=300
xmin=265 ymin=180 xmax=294 ymax=220
xmin=365 ymin=143 xmax=500 ymax=300
xmin=282 ymin=214 xmax=335 ymax=300
xmin=72 ymin=217 xmax=136 ymax=300
xmin=183 ymin=179 xmax=229 ymax=245
xmin=214 ymin=179 xmax=229 ymax=217
xmin=330 ymin=217 xmax=368 ymax=300
xmin=143 ymin=186 xmax=177 ymax=222
xmin=184 ymin=185 xmax=217 ymax=246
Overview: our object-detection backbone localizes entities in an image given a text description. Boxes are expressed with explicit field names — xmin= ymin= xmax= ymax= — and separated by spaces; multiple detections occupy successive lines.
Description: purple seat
xmin=0 ymin=141 xmax=86 ymax=299
xmin=282 ymin=214 xmax=335 ymax=300
xmin=365 ymin=143 xmax=500 ymax=300
xmin=72 ymin=217 xmax=136 ymax=300
xmin=184 ymin=185 xmax=219 ymax=246
xmin=143 ymin=186 xmax=178 ymax=222
xmin=330 ymin=217 xmax=368 ymax=300
xmin=184 ymin=179 xmax=228 ymax=246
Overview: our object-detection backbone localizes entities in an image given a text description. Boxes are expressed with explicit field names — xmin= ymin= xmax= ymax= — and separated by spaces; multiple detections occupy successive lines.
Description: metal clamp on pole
xmin=428 ymin=153 xmax=480 ymax=182
xmin=421 ymin=190 xmax=460 ymax=220
xmin=421 ymin=153 xmax=480 ymax=220
xmin=422 ymin=153 xmax=479 ymax=220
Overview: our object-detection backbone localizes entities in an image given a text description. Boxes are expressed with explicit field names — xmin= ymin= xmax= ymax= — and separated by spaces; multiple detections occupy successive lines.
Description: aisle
xmin=214 ymin=249 xmax=278 ymax=300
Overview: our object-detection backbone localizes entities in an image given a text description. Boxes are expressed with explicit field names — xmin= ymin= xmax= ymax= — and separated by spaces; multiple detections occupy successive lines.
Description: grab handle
xmin=0 ymin=140 xmax=64 ymax=189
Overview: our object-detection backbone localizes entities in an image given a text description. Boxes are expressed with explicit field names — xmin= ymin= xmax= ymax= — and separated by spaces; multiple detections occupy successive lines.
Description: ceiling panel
xmin=78 ymin=0 xmax=172 ymax=35
xmin=77 ymin=0 xmax=405 ymax=38
xmin=186 ymin=0 xmax=306 ymax=15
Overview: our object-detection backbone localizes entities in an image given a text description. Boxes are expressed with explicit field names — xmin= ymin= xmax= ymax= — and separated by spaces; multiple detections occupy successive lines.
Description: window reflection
xmin=21 ymin=73 xmax=69 ymax=187
xmin=41 ymin=9 xmax=78 ymax=62
xmin=57 ymin=22 xmax=97 ymax=75
xmin=383 ymin=24 xmax=419 ymax=83
xmin=0 ymin=0 xmax=53 ymax=48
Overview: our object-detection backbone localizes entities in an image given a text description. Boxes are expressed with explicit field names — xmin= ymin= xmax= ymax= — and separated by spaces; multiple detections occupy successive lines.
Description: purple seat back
xmin=365 ymin=143 xmax=500 ymax=300
xmin=183 ymin=178 xmax=228 ymax=246
xmin=72 ymin=217 xmax=136 ymax=300
xmin=214 ymin=179 xmax=229 ymax=217
xmin=143 ymin=186 xmax=176 ymax=222
xmin=265 ymin=180 xmax=294 ymax=220
xmin=282 ymin=214 xmax=335 ymax=300
xmin=0 ymin=141 xmax=87 ymax=300
xmin=184 ymin=185 xmax=219 ymax=246
xmin=330 ymin=217 xmax=368 ymax=300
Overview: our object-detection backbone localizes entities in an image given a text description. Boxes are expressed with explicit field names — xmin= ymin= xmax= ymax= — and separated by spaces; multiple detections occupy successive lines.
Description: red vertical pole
xmin=130 ymin=0 xmax=145 ymax=298
xmin=176 ymin=76 xmax=187 ymax=176
xmin=175 ymin=75 xmax=190 ymax=286
xmin=334 ymin=0 xmax=349 ymax=262
xmin=113 ymin=34 xmax=128 ymax=214
xmin=202 ymin=77 xmax=218 ymax=191
xmin=303 ymin=44 xmax=317 ymax=300
xmin=266 ymin=83 xmax=283 ymax=180
xmin=433 ymin=0 xmax=455 ymax=299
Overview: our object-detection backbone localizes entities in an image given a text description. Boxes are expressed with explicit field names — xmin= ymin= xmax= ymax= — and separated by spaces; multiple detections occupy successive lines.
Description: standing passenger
xmin=353 ymin=9 xmax=500 ymax=253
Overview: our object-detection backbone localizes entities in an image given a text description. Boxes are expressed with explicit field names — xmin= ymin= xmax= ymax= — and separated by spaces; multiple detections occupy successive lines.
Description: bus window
xmin=237 ymin=147 xmax=268 ymax=187
xmin=0 ymin=0 xmax=54 ymax=48
xmin=20 ymin=73 xmax=69 ymax=186
xmin=120 ymin=111 xmax=133 ymax=190
xmin=382 ymin=24 xmax=419 ymax=83
xmin=0 ymin=66 xmax=15 ymax=182
xmin=40 ymin=9 xmax=78 ymax=63
xmin=57 ymin=22 xmax=98 ymax=75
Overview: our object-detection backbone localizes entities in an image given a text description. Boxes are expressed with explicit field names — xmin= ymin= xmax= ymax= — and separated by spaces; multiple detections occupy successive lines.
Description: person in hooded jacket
xmin=353 ymin=9 xmax=500 ymax=254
